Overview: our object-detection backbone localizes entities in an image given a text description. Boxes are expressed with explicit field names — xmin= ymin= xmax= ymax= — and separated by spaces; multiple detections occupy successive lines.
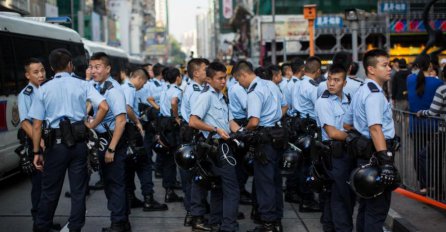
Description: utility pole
xmin=271 ymin=0 xmax=276 ymax=64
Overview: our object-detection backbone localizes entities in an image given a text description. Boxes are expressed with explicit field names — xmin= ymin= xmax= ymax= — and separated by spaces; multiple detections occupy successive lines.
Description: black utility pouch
xmin=72 ymin=121 xmax=87 ymax=142
xmin=59 ymin=117 xmax=75 ymax=147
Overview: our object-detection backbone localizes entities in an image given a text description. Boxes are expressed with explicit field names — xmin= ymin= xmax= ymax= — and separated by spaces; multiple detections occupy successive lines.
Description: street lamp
xmin=345 ymin=8 xmax=364 ymax=62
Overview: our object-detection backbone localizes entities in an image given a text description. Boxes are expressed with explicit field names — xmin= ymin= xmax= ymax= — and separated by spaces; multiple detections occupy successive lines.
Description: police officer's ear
xmin=105 ymin=64 xmax=111 ymax=74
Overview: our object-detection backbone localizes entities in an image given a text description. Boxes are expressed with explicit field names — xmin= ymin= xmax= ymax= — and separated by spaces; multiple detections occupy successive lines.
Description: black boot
xmin=250 ymin=206 xmax=262 ymax=224
xmin=184 ymin=211 xmax=193 ymax=226
xmin=191 ymin=216 xmax=211 ymax=231
xmin=127 ymin=192 xmax=144 ymax=208
xmin=274 ymin=220 xmax=283 ymax=232
xmin=102 ymin=221 xmax=131 ymax=232
xmin=247 ymin=221 xmax=276 ymax=232
xmin=299 ymin=200 xmax=321 ymax=213
xmin=165 ymin=188 xmax=183 ymax=203
xmin=284 ymin=190 xmax=302 ymax=204
xmin=143 ymin=194 xmax=168 ymax=211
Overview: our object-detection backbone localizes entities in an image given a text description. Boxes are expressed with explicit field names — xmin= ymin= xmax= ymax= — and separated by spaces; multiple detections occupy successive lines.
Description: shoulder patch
xmin=309 ymin=79 xmax=318 ymax=86
xmin=201 ymin=85 xmax=210 ymax=93
xmin=321 ymin=90 xmax=330 ymax=98
xmin=346 ymin=93 xmax=352 ymax=104
xmin=154 ymin=80 xmax=161 ymax=87
xmin=100 ymin=81 xmax=114 ymax=95
xmin=367 ymin=82 xmax=380 ymax=93
xmin=54 ymin=74 xmax=61 ymax=79
xmin=248 ymin=83 xmax=257 ymax=93
xmin=348 ymin=77 xmax=363 ymax=84
xmin=193 ymin=84 xmax=201 ymax=92
xmin=128 ymin=83 xmax=135 ymax=88
xmin=23 ymin=85 xmax=33 ymax=96
xmin=292 ymin=79 xmax=297 ymax=83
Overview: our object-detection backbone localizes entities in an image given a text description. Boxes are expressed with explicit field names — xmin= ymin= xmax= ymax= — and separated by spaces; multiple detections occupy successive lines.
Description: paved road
xmin=0 ymin=172 xmax=324 ymax=232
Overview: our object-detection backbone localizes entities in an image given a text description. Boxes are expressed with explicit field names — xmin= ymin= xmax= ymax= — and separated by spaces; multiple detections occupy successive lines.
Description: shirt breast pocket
xmin=213 ymin=105 xmax=226 ymax=120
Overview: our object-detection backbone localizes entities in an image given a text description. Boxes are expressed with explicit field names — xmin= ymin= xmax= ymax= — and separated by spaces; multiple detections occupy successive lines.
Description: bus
xmin=0 ymin=12 xmax=86 ymax=180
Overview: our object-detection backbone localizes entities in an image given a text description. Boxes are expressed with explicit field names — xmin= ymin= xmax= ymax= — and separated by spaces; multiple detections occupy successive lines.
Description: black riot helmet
xmin=349 ymin=163 xmax=386 ymax=199
xmin=306 ymin=163 xmax=332 ymax=193
xmin=175 ymin=144 xmax=197 ymax=171
xmin=193 ymin=160 xmax=221 ymax=190
xmin=280 ymin=146 xmax=302 ymax=175
xmin=296 ymin=135 xmax=312 ymax=154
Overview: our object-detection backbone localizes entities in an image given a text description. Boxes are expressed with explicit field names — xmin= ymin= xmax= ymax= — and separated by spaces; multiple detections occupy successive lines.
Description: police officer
xmin=89 ymin=52 xmax=131 ymax=232
xmin=158 ymin=67 xmax=184 ymax=202
xmin=284 ymin=58 xmax=304 ymax=116
xmin=315 ymin=64 xmax=355 ymax=232
xmin=180 ymin=58 xmax=210 ymax=230
xmin=233 ymin=61 xmax=288 ymax=232
xmin=17 ymin=58 xmax=57 ymax=228
xmin=290 ymin=56 xmax=323 ymax=212
xmin=190 ymin=61 xmax=241 ymax=232
xmin=343 ymin=49 xmax=397 ymax=232
xmin=30 ymin=48 xmax=109 ymax=232
xmin=317 ymin=52 xmax=363 ymax=98
xmin=228 ymin=67 xmax=252 ymax=206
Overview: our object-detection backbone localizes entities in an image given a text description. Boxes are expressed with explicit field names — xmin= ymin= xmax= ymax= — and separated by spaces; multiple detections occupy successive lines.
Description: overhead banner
xmin=390 ymin=19 xmax=446 ymax=33
xmin=145 ymin=27 xmax=167 ymax=56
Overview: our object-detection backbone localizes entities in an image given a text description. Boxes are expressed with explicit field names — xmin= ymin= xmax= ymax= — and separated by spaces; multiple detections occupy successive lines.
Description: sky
xmin=168 ymin=0 xmax=209 ymax=42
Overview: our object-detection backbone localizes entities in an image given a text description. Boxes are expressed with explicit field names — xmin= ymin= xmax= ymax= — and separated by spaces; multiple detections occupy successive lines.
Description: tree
xmin=169 ymin=35 xmax=186 ymax=65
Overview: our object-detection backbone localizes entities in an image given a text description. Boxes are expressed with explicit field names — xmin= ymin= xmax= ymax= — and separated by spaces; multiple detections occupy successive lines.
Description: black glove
xmin=14 ymin=145 xmax=35 ymax=175
xmin=86 ymin=129 xmax=100 ymax=172
xmin=375 ymin=150 xmax=394 ymax=165
xmin=380 ymin=164 xmax=399 ymax=186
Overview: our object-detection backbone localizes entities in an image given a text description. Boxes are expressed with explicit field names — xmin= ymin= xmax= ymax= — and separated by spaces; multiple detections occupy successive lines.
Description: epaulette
xmin=154 ymin=80 xmax=161 ymax=87
xmin=248 ymin=83 xmax=257 ymax=93
xmin=23 ymin=85 xmax=33 ymax=96
xmin=348 ymin=77 xmax=363 ymax=84
xmin=321 ymin=90 xmax=330 ymax=98
xmin=223 ymin=95 xmax=229 ymax=104
xmin=201 ymin=85 xmax=210 ymax=93
xmin=367 ymin=82 xmax=380 ymax=93
xmin=71 ymin=73 xmax=84 ymax=80
xmin=346 ymin=93 xmax=352 ymax=104
xmin=309 ymin=79 xmax=318 ymax=87
xmin=100 ymin=81 xmax=114 ymax=95
xmin=54 ymin=74 xmax=61 ymax=79
xmin=174 ymin=85 xmax=183 ymax=92
xmin=128 ymin=83 xmax=135 ymax=88
xmin=193 ymin=84 xmax=201 ymax=92
xmin=292 ymin=79 xmax=297 ymax=83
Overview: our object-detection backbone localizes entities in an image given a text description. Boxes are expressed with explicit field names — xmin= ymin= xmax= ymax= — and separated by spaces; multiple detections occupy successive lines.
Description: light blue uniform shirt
xmin=315 ymin=91 xmax=350 ymax=141
xmin=121 ymin=81 xmax=138 ymax=118
xmin=317 ymin=76 xmax=363 ymax=98
xmin=293 ymin=75 xmax=319 ymax=119
xmin=227 ymin=76 xmax=237 ymax=90
xmin=343 ymin=78 xmax=395 ymax=139
xmin=18 ymin=82 xmax=38 ymax=123
xmin=180 ymin=80 xmax=204 ymax=123
xmin=285 ymin=76 xmax=299 ymax=110
xmin=160 ymin=84 xmax=182 ymax=117
xmin=278 ymin=78 xmax=288 ymax=94
xmin=247 ymin=77 xmax=286 ymax=127
xmin=92 ymin=77 xmax=126 ymax=133
xmin=148 ymin=78 xmax=166 ymax=106
xmin=28 ymin=72 xmax=105 ymax=128
xmin=228 ymin=82 xmax=247 ymax=119
xmin=135 ymin=81 xmax=151 ymax=107
xmin=191 ymin=85 xmax=233 ymax=138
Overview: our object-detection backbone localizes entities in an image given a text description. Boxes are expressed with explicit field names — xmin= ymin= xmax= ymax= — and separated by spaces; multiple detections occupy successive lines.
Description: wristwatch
xmin=107 ymin=147 xmax=115 ymax=153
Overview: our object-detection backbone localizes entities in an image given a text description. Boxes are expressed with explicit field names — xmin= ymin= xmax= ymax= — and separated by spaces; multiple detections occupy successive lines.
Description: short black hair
xmin=24 ymin=57 xmax=43 ymax=72
xmin=187 ymin=58 xmax=206 ymax=78
xmin=206 ymin=61 xmax=227 ymax=78
xmin=90 ymin=52 xmax=111 ymax=67
xmin=328 ymin=64 xmax=347 ymax=79
xmin=290 ymin=57 xmax=304 ymax=74
xmin=349 ymin=62 xmax=359 ymax=76
xmin=304 ymin=56 xmax=322 ymax=74
xmin=131 ymin=68 xmax=149 ymax=79
xmin=398 ymin=58 xmax=407 ymax=69
xmin=363 ymin=49 xmax=389 ymax=75
xmin=332 ymin=51 xmax=353 ymax=72
xmin=255 ymin=67 xmax=269 ymax=80
xmin=165 ymin=67 xmax=180 ymax=84
xmin=153 ymin=63 xmax=165 ymax=77
xmin=265 ymin=64 xmax=280 ymax=80
xmin=49 ymin=48 xmax=72 ymax=72
xmin=232 ymin=60 xmax=254 ymax=76
xmin=280 ymin=63 xmax=291 ymax=74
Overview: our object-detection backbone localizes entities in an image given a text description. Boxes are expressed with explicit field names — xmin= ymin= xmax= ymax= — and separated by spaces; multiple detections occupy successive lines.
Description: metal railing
xmin=393 ymin=109 xmax=446 ymax=203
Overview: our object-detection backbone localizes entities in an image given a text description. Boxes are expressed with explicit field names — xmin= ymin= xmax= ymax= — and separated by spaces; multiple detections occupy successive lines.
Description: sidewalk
xmin=387 ymin=191 xmax=446 ymax=232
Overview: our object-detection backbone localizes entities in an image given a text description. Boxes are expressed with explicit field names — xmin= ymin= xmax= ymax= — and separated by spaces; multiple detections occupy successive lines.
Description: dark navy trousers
xmin=35 ymin=143 xmax=88 ymax=231
xmin=253 ymin=144 xmax=284 ymax=222
xmin=31 ymin=170 xmax=42 ymax=221
xmin=126 ymin=131 xmax=154 ymax=196
xmin=98 ymin=145 xmax=129 ymax=223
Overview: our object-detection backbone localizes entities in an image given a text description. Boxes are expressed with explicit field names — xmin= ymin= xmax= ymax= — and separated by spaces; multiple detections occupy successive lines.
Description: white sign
xmin=223 ymin=0 xmax=233 ymax=19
